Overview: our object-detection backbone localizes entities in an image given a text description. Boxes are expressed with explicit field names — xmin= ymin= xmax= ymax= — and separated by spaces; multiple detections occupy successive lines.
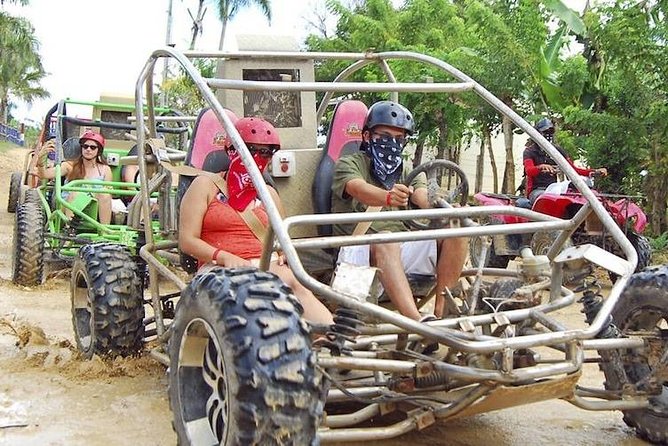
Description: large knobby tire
xmin=169 ymin=267 xmax=324 ymax=446
xmin=12 ymin=201 xmax=45 ymax=286
xmin=7 ymin=171 xmax=22 ymax=213
xmin=530 ymin=230 xmax=573 ymax=257
xmin=70 ymin=243 xmax=144 ymax=358
xmin=601 ymin=265 xmax=668 ymax=444
xmin=627 ymin=232 xmax=651 ymax=273
xmin=469 ymin=218 xmax=511 ymax=269
xmin=22 ymin=188 xmax=42 ymax=207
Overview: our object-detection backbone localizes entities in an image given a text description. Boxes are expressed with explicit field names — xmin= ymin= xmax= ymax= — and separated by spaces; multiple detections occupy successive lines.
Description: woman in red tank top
xmin=179 ymin=117 xmax=333 ymax=327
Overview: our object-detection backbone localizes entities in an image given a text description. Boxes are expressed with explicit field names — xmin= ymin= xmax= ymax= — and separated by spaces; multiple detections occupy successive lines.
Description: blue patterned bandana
xmin=367 ymin=136 xmax=405 ymax=190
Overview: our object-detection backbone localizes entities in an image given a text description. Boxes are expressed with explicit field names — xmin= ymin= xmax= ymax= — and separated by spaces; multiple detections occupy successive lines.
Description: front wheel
xmin=600 ymin=265 xmax=668 ymax=444
xmin=627 ymin=232 xmax=651 ymax=273
xmin=169 ymin=267 xmax=324 ymax=446
xmin=70 ymin=243 xmax=144 ymax=358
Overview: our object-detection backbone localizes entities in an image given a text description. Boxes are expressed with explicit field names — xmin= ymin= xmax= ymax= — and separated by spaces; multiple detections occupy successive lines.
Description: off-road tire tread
xmin=22 ymin=188 xmax=42 ymax=208
xmin=169 ymin=267 xmax=323 ymax=446
xmin=71 ymin=243 xmax=144 ymax=357
xmin=7 ymin=171 xmax=21 ymax=213
xmin=627 ymin=232 xmax=651 ymax=273
xmin=12 ymin=201 xmax=44 ymax=286
xmin=601 ymin=265 xmax=668 ymax=444
xmin=469 ymin=217 xmax=511 ymax=269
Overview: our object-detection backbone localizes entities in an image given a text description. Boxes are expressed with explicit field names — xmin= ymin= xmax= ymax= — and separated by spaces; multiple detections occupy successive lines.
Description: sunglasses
xmin=81 ymin=143 xmax=99 ymax=151
xmin=371 ymin=133 xmax=407 ymax=147
xmin=248 ymin=145 xmax=279 ymax=159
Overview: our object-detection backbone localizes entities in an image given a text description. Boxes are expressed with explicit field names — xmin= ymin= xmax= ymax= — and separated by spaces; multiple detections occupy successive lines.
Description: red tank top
xmin=200 ymin=196 xmax=268 ymax=262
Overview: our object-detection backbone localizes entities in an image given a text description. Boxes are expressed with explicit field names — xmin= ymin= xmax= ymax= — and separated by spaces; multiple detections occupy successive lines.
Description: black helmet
xmin=535 ymin=118 xmax=555 ymax=134
xmin=364 ymin=101 xmax=415 ymax=135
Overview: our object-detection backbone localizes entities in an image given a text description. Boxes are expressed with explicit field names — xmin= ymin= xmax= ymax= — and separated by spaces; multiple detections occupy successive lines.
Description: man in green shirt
xmin=332 ymin=101 xmax=468 ymax=321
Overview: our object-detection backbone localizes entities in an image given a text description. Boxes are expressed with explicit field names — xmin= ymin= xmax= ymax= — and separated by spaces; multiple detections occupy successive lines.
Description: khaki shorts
xmin=337 ymin=240 xmax=437 ymax=276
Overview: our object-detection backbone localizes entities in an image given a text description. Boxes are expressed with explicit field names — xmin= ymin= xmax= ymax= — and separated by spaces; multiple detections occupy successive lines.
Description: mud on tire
xmin=7 ymin=171 xmax=21 ymax=213
xmin=601 ymin=265 xmax=668 ymax=444
xmin=70 ymin=243 xmax=144 ymax=358
xmin=169 ymin=267 xmax=324 ymax=446
xmin=12 ymin=201 xmax=44 ymax=286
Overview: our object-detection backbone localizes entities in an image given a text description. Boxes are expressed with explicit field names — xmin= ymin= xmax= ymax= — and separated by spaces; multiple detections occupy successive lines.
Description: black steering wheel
xmin=403 ymin=159 xmax=469 ymax=230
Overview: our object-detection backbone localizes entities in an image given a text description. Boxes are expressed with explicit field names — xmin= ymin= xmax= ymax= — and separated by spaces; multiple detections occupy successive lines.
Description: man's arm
xmin=566 ymin=158 xmax=607 ymax=177
xmin=345 ymin=179 xmax=413 ymax=207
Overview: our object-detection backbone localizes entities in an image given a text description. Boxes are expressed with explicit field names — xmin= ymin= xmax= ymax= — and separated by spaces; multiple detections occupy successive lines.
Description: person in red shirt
xmin=523 ymin=118 xmax=607 ymax=203
xmin=179 ymin=117 xmax=333 ymax=326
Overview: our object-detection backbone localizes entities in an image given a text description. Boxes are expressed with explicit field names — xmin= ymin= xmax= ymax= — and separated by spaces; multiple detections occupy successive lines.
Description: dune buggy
xmin=469 ymin=171 xmax=651 ymax=277
xmin=11 ymin=98 xmax=189 ymax=286
xmin=70 ymin=47 xmax=668 ymax=445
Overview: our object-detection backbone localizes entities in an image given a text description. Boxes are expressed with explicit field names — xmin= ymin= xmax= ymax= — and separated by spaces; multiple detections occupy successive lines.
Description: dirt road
xmin=0 ymin=147 xmax=650 ymax=445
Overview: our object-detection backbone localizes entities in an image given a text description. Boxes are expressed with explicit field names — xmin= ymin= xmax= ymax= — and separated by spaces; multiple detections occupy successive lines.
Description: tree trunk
xmin=501 ymin=110 xmax=515 ymax=194
xmin=413 ymin=139 xmax=425 ymax=168
xmin=436 ymin=110 xmax=448 ymax=160
xmin=647 ymin=138 xmax=668 ymax=234
xmin=475 ymin=129 xmax=485 ymax=193
xmin=218 ymin=16 xmax=229 ymax=51
xmin=189 ymin=0 xmax=207 ymax=50
xmin=0 ymin=94 xmax=8 ymax=124
xmin=484 ymin=126 xmax=499 ymax=193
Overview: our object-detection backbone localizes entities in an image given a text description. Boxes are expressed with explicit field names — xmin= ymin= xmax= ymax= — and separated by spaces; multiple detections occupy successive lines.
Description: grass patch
xmin=0 ymin=139 xmax=23 ymax=153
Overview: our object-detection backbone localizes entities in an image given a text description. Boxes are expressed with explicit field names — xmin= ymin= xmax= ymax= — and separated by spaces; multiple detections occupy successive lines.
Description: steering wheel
xmin=403 ymin=159 xmax=469 ymax=230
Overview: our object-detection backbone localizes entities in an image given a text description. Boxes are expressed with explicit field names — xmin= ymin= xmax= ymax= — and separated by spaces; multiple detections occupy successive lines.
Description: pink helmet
xmin=79 ymin=130 xmax=106 ymax=151
xmin=234 ymin=117 xmax=280 ymax=148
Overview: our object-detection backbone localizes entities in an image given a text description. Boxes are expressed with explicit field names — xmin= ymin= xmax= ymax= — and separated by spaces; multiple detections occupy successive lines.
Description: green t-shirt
xmin=331 ymin=152 xmax=427 ymax=235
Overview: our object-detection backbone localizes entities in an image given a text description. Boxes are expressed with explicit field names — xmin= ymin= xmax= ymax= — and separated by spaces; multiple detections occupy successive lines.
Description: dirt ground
xmin=0 ymin=147 xmax=651 ymax=445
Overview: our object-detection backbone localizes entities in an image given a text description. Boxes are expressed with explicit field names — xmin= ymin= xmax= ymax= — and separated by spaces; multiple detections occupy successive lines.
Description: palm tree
xmin=0 ymin=4 xmax=48 ymax=122
xmin=212 ymin=0 xmax=272 ymax=51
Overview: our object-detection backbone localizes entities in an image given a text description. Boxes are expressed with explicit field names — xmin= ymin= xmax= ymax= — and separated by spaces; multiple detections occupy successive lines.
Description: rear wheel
xmin=12 ymin=201 xmax=44 ymax=286
xmin=469 ymin=218 xmax=511 ymax=269
xmin=601 ymin=265 xmax=668 ymax=444
xmin=70 ymin=243 xmax=144 ymax=358
xmin=531 ymin=230 xmax=572 ymax=257
xmin=7 ymin=171 xmax=21 ymax=213
xmin=169 ymin=267 xmax=324 ymax=446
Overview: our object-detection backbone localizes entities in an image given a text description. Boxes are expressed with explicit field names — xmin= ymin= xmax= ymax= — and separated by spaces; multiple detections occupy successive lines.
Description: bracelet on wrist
xmin=385 ymin=191 xmax=392 ymax=206
xmin=211 ymin=248 xmax=223 ymax=265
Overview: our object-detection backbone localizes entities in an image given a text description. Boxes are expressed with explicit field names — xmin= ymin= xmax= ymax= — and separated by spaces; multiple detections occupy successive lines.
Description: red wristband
xmin=211 ymin=248 xmax=222 ymax=265
xmin=385 ymin=191 xmax=392 ymax=206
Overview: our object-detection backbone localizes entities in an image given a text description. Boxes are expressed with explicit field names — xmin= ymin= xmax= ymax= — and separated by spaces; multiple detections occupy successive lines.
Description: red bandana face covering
xmin=226 ymin=152 xmax=271 ymax=211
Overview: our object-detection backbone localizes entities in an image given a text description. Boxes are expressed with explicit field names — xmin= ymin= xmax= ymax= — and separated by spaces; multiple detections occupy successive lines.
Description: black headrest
xmin=62 ymin=137 xmax=81 ymax=160
xmin=201 ymin=150 xmax=229 ymax=173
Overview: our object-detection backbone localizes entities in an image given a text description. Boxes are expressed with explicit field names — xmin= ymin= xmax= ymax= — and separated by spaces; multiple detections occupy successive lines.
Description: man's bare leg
xmin=434 ymin=237 xmax=468 ymax=317
xmin=371 ymin=243 xmax=421 ymax=320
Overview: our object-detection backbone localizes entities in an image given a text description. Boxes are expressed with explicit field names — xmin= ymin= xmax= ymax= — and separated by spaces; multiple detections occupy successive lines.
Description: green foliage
xmin=159 ymin=59 xmax=216 ymax=117
xmin=649 ymin=232 xmax=668 ymax=252
xmin=0 ymin=11 xmax=48 ymax=121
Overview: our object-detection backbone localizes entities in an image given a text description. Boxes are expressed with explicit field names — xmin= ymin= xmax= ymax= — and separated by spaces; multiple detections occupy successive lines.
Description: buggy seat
xmin=177 ymin=108 xmax=275 ymax=273
xmin=311 ymin=100 xmax=368 ymax=236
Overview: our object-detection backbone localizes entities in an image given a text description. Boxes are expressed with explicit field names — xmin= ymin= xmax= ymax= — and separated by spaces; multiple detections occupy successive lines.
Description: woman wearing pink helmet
xmin=37 ymin=130 xmax=113 ymax=224
xmin=179 ymin=117 xmax=333 ymax=326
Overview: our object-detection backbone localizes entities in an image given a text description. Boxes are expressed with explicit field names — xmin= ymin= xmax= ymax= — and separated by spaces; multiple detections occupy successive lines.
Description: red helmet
xmin=234 ymin=117 xmax=280 ymax=148
xmin=218 ymin=109 xmax=240 ymax=149
xmin=79 ymin=130 xmax=106 ymax=150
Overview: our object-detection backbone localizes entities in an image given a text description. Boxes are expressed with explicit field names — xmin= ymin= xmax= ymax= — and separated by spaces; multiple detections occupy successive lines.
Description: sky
xmin=5 ymin=0 xmax=586 ymax=126
xmin=5 ymin=0 xmax=324 ymax=124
